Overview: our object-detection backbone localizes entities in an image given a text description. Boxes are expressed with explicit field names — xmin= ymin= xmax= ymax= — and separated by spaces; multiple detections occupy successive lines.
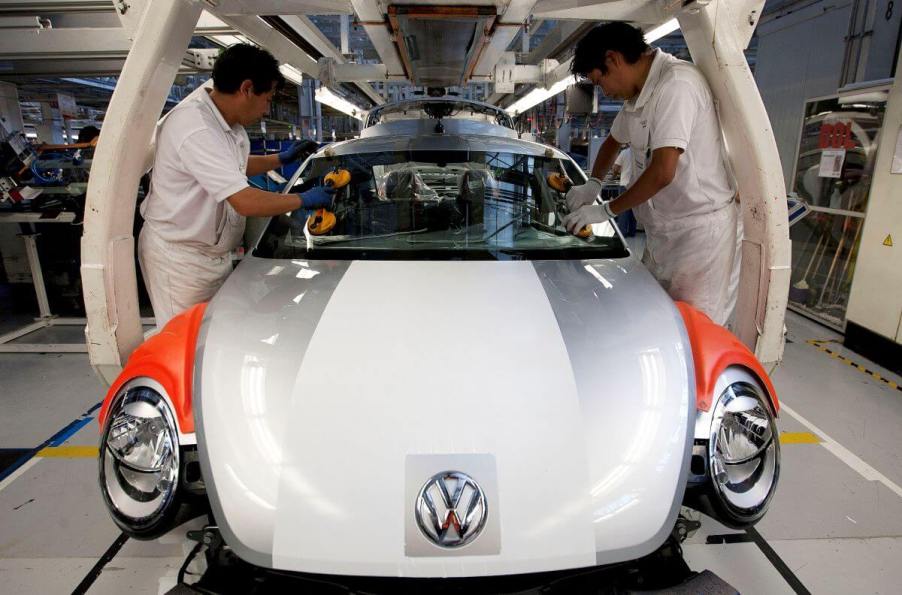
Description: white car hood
xmin=195 ymin=257 xmax=693 ymax=577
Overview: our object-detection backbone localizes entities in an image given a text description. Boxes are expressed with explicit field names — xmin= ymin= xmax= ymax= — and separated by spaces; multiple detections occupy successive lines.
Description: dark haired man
xmin=563 ymin=22 xmax=740 ymax=327
xmin=76 ymin=125 xmax=100 ymax=144
xmin=139 ymin=44 xmax=329 ymax=328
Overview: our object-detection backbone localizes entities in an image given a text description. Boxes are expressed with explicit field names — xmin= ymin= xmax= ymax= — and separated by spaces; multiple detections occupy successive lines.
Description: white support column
xmin=0 ymin=81 xmax=24 ymax=133
xmin=679 ymin=1 xmax=790 ymax=368
xmin=115 ymin=0 xmax=148 ymax=38
xmin=21 ymin=233 xmax=50 ymax=318
xmin=36 ymin=102 xmax=65 ymax=144
xmin=81 ymin=0 xmax=203 ymax=386
xmin=340 ymin=14 xmax=349 ymax=55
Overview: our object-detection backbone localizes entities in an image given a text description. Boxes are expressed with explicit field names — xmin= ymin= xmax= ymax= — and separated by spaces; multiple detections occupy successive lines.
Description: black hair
xmin=212 ymin=43 xmax=286 ymax=94
xmin=571 ymin=22 xmax=650 ymax=77
xmin=77 ymin=125 xmax=100 ymax=143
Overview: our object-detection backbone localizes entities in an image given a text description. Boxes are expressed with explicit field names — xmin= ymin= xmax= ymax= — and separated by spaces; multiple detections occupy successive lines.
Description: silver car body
xmin=193 ymin=109 xmax=695 ymax=576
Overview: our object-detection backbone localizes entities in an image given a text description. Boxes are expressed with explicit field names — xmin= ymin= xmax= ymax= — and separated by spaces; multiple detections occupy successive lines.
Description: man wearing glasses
xmin=563 ymin=22 xmax=741 ymax=327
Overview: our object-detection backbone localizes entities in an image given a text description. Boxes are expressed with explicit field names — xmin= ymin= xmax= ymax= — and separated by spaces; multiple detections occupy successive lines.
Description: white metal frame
xmin=81 ymin=0 xmax=790 ymax=384
xmin=680 ymin=0 xmax=790 ymax=368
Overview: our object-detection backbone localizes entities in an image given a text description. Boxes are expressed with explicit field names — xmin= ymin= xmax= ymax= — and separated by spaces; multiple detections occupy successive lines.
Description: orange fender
xmin=676 ymin=302 xmax=779 ymax=413
xmin=98 ymin=303 xmax=207 ymax=434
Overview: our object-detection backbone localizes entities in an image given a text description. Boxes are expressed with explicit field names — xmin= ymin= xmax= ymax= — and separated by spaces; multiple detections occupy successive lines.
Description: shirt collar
xmin=622 ymin=48 xmax=669 ymax=112
xmin=199 ymin=88 xmax=236 ymax=134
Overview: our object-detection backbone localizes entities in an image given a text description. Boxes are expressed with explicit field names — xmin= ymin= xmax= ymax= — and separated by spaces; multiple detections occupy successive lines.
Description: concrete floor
xmin=1 ymin=310 xmax=901 ymax=594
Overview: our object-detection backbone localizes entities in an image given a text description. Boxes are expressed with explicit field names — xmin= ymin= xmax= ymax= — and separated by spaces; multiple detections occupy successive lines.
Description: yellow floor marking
xmin=780 ymin=432 xmax=821 ymax=444
xmin=36 ymin=446 xmax=99 ymax=458
xmin=805 ymin=339 xmax=902 ymax=394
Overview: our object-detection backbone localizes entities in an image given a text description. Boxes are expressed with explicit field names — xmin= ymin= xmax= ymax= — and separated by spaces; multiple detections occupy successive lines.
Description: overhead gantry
xmin=81 ymin=0 xmax=789 ymax=385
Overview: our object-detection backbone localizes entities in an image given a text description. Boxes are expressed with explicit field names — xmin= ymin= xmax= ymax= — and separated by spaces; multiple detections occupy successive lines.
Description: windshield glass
xmin=255 ymin=150 xmax=628 ymax=261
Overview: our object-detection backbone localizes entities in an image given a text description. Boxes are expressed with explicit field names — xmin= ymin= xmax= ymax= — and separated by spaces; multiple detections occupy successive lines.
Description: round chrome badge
xmin=415 ymin=471 xmax=488 ymax=548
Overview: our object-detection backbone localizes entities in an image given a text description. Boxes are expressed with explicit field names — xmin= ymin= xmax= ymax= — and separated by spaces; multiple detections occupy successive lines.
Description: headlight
xmin=708 ymin=380 xmax=779 ymax=523
xmin=100 ymin=386 xmax=180 ymax=532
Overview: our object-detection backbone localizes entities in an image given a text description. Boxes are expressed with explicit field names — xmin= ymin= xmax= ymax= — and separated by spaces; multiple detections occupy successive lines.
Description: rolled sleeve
xmin=178 ymin=129 xmax=249 ymax=203
xmin=649 ymin=79 xmax=699 ymax=152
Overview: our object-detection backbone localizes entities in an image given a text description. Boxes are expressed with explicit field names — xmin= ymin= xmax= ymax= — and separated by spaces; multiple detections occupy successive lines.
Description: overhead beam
xmin=486 ymin=21 xmax=591 ymax=105
xmin=470 ymin=0 xmax=536 ymax=78
xmin=531 ymin=0 xmax=670 ymax=23
xmin=198 ymin=0 xmax=352 ymax=15
xmin=0 ymin=0 xmax=113 ymax=14
xmin=207 ymin=13 xmax=319 ymax=77
xmin=318 ymin=59 xmax=409 ymax=84
xmin=526 ymin=20 xmax=593 ymax=63
xmin=0 ymin=16 xmax=43 ymax=28
xmin=279 ymin=15 xmax=384 ymax=105
xmin=0 ymin=27 xmax=130 ymax=59
xmin=349 ymin=0 xmax=405 ymax=78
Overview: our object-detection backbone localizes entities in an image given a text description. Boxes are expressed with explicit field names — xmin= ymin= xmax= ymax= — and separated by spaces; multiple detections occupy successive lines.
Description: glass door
xmin=788 ymin=90 xmax=887 ymax=330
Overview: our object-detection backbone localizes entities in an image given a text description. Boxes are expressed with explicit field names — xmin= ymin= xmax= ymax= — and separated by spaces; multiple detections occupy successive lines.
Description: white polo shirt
xmin=614 ymin=147 xmax=633 ymax=187
xmin=610 ymin=49 xmax=734 ymax=231
xmin=140 ymin=87 xmax=250 ymax=249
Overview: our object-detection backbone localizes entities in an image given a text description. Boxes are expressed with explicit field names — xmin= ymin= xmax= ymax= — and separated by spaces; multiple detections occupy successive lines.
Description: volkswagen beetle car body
xmin=97 ymin=98 xmax=780 ymax=584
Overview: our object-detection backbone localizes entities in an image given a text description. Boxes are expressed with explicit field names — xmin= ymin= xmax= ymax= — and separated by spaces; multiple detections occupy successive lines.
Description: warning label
xmin=884 ymin=234 xmax=894 ymax=247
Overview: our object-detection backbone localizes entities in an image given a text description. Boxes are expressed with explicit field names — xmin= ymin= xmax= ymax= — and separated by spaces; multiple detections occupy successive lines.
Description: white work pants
xmin=138 ymin=225 xmax=233 ymax=329
xmin=642 ymin=202 xmax=741 ymax=327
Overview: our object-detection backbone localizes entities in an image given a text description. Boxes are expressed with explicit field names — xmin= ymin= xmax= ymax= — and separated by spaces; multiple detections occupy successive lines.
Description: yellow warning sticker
xmin=884 ymin=234 xmax=894 ymax=247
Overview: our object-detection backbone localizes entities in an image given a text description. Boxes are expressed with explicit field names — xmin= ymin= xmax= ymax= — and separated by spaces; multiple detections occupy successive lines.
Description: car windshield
xmin=255 ymin=150 xmax=628 ymax=261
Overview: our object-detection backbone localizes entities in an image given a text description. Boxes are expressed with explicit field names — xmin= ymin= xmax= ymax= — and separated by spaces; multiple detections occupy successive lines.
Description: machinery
xmin=1 ymin=117 xmax=97 ymax=218
xmin=0 ymin=119 xmax=39 ymax=206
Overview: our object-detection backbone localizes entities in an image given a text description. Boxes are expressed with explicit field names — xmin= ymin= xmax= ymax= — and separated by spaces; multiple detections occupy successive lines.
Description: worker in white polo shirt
xmin=139 ymin=44 xmax=331 ymax=328
xmin=611 ymin=147 xmax=636 ymax=237
xmin=563 ymin=23 xmax=741 ymax=327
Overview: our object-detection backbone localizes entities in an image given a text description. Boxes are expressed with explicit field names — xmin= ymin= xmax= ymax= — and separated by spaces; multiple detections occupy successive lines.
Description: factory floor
xmin=1 ymin=308 xmax=901 ymax=594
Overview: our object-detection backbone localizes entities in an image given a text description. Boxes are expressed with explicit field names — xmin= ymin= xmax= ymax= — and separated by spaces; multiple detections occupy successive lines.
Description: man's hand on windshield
xmin=563 ymin=202 xmax=613 ymax=235
xmin=565 ymin=177 xmax=603 ymax=211
xmin=298 ymin=186 xmax=335 ymax=210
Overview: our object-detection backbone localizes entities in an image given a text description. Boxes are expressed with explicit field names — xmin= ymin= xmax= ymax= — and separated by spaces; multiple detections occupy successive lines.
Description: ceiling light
xmin=502 ymin=17 xmax=680 ymax=118
xmin=315 ymin=87 xmax=366 ymax=121
xmin=838 ymin=90 xmax=888 ymax=105
xmin=505 ymin=75 xmax=576 ymax=116
xmin=645 ymin=19 xmax=680 ymax=43
xmin=279 ymin=64 xmax=303 ymax=86
xmin=209 ymin=34 xmax=249 ymax=47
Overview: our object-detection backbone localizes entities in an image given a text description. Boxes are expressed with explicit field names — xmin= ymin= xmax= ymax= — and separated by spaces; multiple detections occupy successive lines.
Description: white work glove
xmin=562 ymin=201 xmax=616 ymax=235
xmin=565 ymin=177 xmax=603 ymax=211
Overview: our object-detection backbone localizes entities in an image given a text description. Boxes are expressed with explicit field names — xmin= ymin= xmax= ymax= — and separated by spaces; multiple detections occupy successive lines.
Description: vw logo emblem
xmin=415 ymin=471 xmax=487 ymax=548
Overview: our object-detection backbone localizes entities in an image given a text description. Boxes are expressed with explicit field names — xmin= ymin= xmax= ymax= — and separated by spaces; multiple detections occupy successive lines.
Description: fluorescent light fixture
xmin=279 ymin=64 xmax=303 ymax=86
xmin=838 ymin=90 xmax=888 ymax=105
xmin=505 ymin=75 xmax=576 ymax=116
xmin=645 ymin=19 xmax=679 ymax=43
xmin=210 ymin=34 xmax=249 ymax=47
xmin=315 ymin=86 xmax=366 ymax=121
